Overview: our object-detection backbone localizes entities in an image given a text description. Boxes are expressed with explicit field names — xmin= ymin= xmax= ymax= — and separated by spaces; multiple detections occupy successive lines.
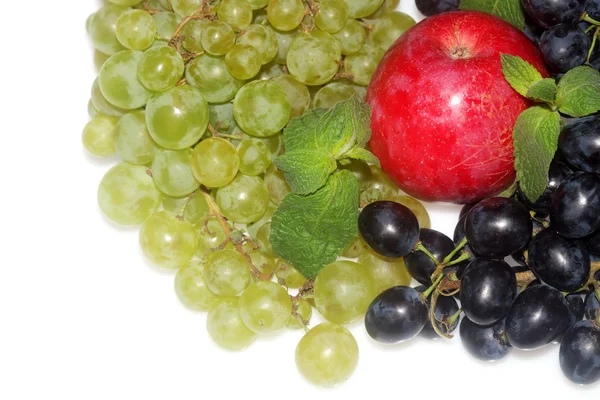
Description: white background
xmin=0 ymin=1 xmax=597 ymax=399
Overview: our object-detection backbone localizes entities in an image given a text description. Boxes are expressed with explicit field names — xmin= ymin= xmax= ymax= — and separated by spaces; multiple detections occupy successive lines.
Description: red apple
xmin=366 ymin=11 xmax=548 ymax=204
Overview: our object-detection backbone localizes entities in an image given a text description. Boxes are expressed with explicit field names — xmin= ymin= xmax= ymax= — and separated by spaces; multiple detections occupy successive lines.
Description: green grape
xmin=275 ymin=260 xmax=306 ymax=288
xmin=91 ymin=78 xmax=127 ymax=117
xmin=344 ymin=44 xmax=383 ymax=86
xmin=257 ymin=134 xmax=282 ymax=157
xmin=338 ymin=159 xmax=371 ymax=190
xmin=216 ymin=174 xmax=268 ymax=223
xmin=114 ymin=110 xmax=158 ymax=165
xmin=175 ymin=260 xmax=221 ymax=311
xmin=203 ymin=249 xmax=251 ymax=296
xmin=88 ymin=99 xmax=100 ymax=118
xmin=116 ymin=9 xmax=157 ymax=50
xmin=255 ymin=222 xmax=272 ymax=255
xmin=171 ymin=0 xmax=202 ymax=16
xmin=224 ymin=44 xmax=262 ymax=80
xmin=267 ymin=0 xmax=305 ymax=31
xmin=151 ymin=149 xmax=200 ymax=197
xmin=313 ymin=260 xmax=376 ymax=324
xmin=99 ymin=50 xmax=152 ymax=109
xmin=162 ymin=193 xmax=209 ymax=224
xmin=82 ymin=115 xmax=118 ymax=157
xmin=195 ymin=216 xmax=229 ymax=258
xmin=94 ymin=50 xmax=112 ymax=72
xmin=343 ymin=0 xmax=383 ymax=18
xmin=287 ymin=298 xmax=312 ymax=329
xmin=236 ymin=139 xmax=271 ymax=176
xmin=181 ymin=19 xmax=206 ymax=52
xmin=366 ymin=0 xmax=400 ymax=18
xmin=233 ymin=80 xmax=291 ymax=137
xmin=358 ymin=246 xmax=411 ymax=294
xmin=353 ymin=84 xmax=367 ymax=100
xmin=287 ymin=30 xmax=342 ymax=86
xmin=239 ymin=281 xmax=292 ymax=333
xmin=201 ymin=21 xmax=235 ymax=55
xmin=264 ymin=164 xmax=291 ymax=205
xmin=246 ymin=201 xmax=276 ymax=238
xmin=108 ymin=0 xmax=143 ymax=5
xmin=295 ymin=322 xmax=359 ymax=386
xmin=360 ymin=164 xmax=403 ymax=205
xmin=139 ymin=211 xmax=198 ymax=268
xmin=137 ymin=46 xmax=184 ymax=91
xmin=313 ymin=81 xmax=357 ymax=109
xmin=388 ymin=195 xmax=431 ymax=229
xmin=153 ymin=12 xmax=180 ymax=38
xmin=207 ymin=102 xmax=238 ymax=135
xmin=369 ymin=11 xmax=416 ymax=52
xmin=98 ymin=163 xmax=162 ymax=226
xmin=218 ymin=0 xmax=253 ymax=29
xmin=272 ymin=74 xmax=310 ymax=118
xmin=248 ymin=0 xmax=269 ymax=9
xmin=146 ymin=85 xmax=209 ymax=149
xmin=342 ymin=235 xmax=368 ymax=258
xmin=315 ymin=0 xmax=348 ymax=33
xmin=191 ymin=137 xmax=239 ymax=188
xmin=247 ymin=249 xmax=275 ymax=276
xmin=236 ymin=24 xmax=278 ymax=65
xmin=207 ymin=297 xmax=256 ymax=350
xmin=89 ymin=5 xmax=128 ymax=55
xmin=272 ymin=26 xmax=298 ymax=64
xmin=186 ymin=54 xmax=245 ymax=103
xmin=332 ymin=18 xmax=366 ymax=55
xmin=256 ymin=62 xmax=284 ymax=80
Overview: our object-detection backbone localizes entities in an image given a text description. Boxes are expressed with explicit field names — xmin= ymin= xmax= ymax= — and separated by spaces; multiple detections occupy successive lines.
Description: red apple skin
xmin=366 ymin=11 xmax=548 ymax=204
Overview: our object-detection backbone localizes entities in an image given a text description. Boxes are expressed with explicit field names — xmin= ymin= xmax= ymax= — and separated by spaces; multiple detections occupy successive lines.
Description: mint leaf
xmin=460 ymin=0 xmax=525 ymax=29
xmin=501 ymin=54 xmax=543 ymax=97
xmin=556 ymin=66 xmax=600 ymax=117
xmin=283 ymin=108 xmax=328 ymax=153
xmin=270 ymin=170 xmax=359 ymax=279
xmin=274 ymin=149 xmax=336 ymax=195
xmin=340 ymin=147 xmax=380 ymax=166
xmin=513 ymin=105 xmax=561 ymax=203
xmin=496 ymin=180 xmax=518 ymax=198
xmin=526 ymin=78 xmax=557 ymax=104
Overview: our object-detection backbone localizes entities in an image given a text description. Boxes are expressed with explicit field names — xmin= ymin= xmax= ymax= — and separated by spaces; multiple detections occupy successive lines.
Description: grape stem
xmin=414 ymin=242 xmax=441 ymax=266
xmin=302 ymin=0 xmax=319 ymax=17
xmin=592 ymin=261 xmax=600 ymax=274
xmin=444 ymin=250 xmax=471 ymax=267
xmin=587 ymin=27 xmax=600 ymax=64
xmin=421 ymin=273 xmax=444 ymax=299
xmin=446 ymin=307 xmax=462 ymax=326
xmin=582 ymin=12 xmax=600 ymax=26
xmin=442 ymin=236 xmax=468 ymax=264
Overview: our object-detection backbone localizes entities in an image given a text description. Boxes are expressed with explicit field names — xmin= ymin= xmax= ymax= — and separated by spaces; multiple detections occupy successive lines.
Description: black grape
xmin=559 ymin=320 xmax=600 ymax=385
xmin=587 ymin=0 xmax=600 ymax=18
xmin=584 ymin=229 xmax=600 ymax=254
xmin=584 ymin=291 xmax=600 ymax=320
xmin=539 ymin=24 xmax=591 ymax=73
xmin=516 ymin=160 xmax=573 ymax=213
xmin=459 ymin=317 xmax=512 ymax=361
xmin=415 ymin=285 xmax=460 ymax=339
xmin=521 ymin=0 xmax=588 ymax=28
xmin=523 ymin=14 xmax=545 ymax=45
xmin=415 ymin=0 xmax=459 ymax=16
xmin=405 ymin=228 xmax=454 ymax=285
xmin=567 ymin=294 xmax=585 ymax=323
xmin=558 ymin=115 xmax=600 ymax=174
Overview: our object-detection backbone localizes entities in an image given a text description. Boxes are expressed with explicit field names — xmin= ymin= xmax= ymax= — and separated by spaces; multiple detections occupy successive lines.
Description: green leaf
xmin=496 ymin=180 xmax=518 ymax=198
xmin=513 ymin=105 xmax=561 ymax=203
xmin=270 ymin=170 xmax=359 ymax=279
xmin=283 ymin=108 xmax=328 ymax=153
xmin=339 ymin=147 xmax=380 ymax=166
xmin=556 ymin=66 xmax=600 ymax=117
xmin=500 ymin=54 xmax=543 ymax=97
xmin=274 ymin=149 xmax=337 ymax=195
xmin=526 ymin=78 xmax=557 ymax=104
xmin=459 ymin=0 xmax=525 ymax=29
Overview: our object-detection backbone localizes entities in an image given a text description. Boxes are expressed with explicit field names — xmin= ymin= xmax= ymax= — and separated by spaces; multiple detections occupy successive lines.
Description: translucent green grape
xmin=288 ymin=298 xmax=312 ymax=329
xmin=114 ymin=110 xmax=158 ymax=165
xmin=236 ymin=139 xmax=272 ymax=176
xmin=186 ymin=54 xmax=245 ymax=103
xmin=344 ymin=44 xmax=383 ymax=86
xmin=313 ymin=81 xmax=357 ymax=109
xmin=275 ymin=260 xmax=307 ymax=289
xmin=369 ymin=11 xmax=416 ymax=52
xmin=162 ymin=193 xmax=209 ymax=224
xmin=315 ymin=0 xmax=348 ymax=33
xmin=246 ymin=201 xmax=277 ymax=238
xmin=342 ymin=235 xmax=368 ymax=258
xmin=236 ymin=24 xmax=278 ymax=65
xmin=146 ymin=85 xmax=209 ymax=149
xmin=153 ymin=12 xmax=180 ymax=38
xmin=287 ymin=30 xmax=341 ymax=86
xmin=247 ymin=249 xmax=275 ymax=276
xmin=91 ymin=78 xmax=127 ymax=117
xmin=360 ymin=164 xmax=403 ymax=205
xmin=218 ymin=0 xmax=253 ymax=29
xmin=314 ymin=260 xmax=377 ymax=325
xmin=181 ymin=19 xmax=206 ymax=53
xmin=99 ymin=50 xmax=152 ymax=110
xmin=338 ymin=158 xmax=371 ymax=190
xmin=82 ymin=115 xmax=118 ymax=157
xmin=201 ymin=21 xmax=236 ymax=55
xmin=224 ymin=44 xmax=262 ymax=80
xmin=233 ymin=80 xmax=291 ymax=137
xmin=171 ymin=0 xmax=202 ymax=16
xmin=295 ymin=322 xmax=359 ymax=386
xmin=256 ymin=62 xmax=284 ymax=80
xmin=195 ymin=216 xmax=229 ymax=258
xmin=257 ymin=134 xmax=282 ymax=157
xmin=388 ymin=195 xmax=431 ymax=229
xmin=207 ymin=102 xmax=238 ymax=135
xmin=207 ymin=297 xmax=256 ymax=350
xmin=267 ymin=0 xmax=305 ymax=31
xmin=343 ymin=0 xmax=383 ymax=18
xmin=89 ymin=5 xmax=128 ymax=55
xmin=264 ymin=164 xmax=291 ymax=205
xmin=175 ymin=260 xmax=221 ymax=311
xmin=203 ymin=249 xmax=251 ymax=296
xmin=137 ymin=46 xmax=184 ymax=92
xmin=116 ymin=9 xmax=157 ymax=50
xmin=94 ymin=50 xmax=112 ymax=73
xmin=191 ymin=137 xmax=239 ymax=188
xmin=248 ymin=0 xmax=269 ymax=9
xmin=151 ymin=149 xmax=200 ymax=197
xmin=366 ymin=0 xmax=400 ymax=18
xmin=272 ymin=26 xmax=298 ymax=64
xmin=216 ymin=174 xmax=268 ymax=223
xmin=358 ymin=246 xmax=412 ymax=294
xmin=272 ymin=74 xmax=310 ymax=118
xmin=98 ymin=163 xmax=162 ymax=226
xmin=254 ymin=222 xmax=272 ymax=255
xmin=332 ymin=18 xmax=366 ymax=55
xmin=88 ymin=99 xmax=100 ymax=118
xmin=239 ymin=281 xmax=292 ymax=334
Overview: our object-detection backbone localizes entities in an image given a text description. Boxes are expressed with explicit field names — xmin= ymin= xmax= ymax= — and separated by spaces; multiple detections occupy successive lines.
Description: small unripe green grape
xmin=247 ymin=0 xmax=269 ymax=9
xmin=89 ymin=5 xmax=128 ymax=55
xmin=207 ymin=297 xmax=256 ymax=350
xmin=342 ymin=235 xmax=369 ymax=258
xmin=225 ymin=44 xmax=262 ymax=80
xmin=218 ymin=0 xmax=253 ymax=29
xmin=369 ymin=11 xmax=416 ymax=52
xmin=272 ymin=74 xmax=310 ymax=118
xmin=236 ymin=24 xmax=278 ymax=65
xmin=295 ymin=322 xmax=359 ymax=386
xmin=82 ymin=115 xmax=118 ymax=157
xmin=247 ymin=249 xmax=275 ymax=276
xmin=114 ymin=110 xmax=158 ymax=165
xmin=344 ymin=44 xmax=384 ymax=86
xmin=99 ymin=50 xmax=152 ymax=110
xmin=201 ymin=21 xmax=236 ymax=55
xmin=272 ymin=26 xmax=298 ymax=64
xmin=264 ymin=164 xmax=291 ymax=205
xmin=333 ymin=18 xmax=366 ymax=55
xmin=116 ymin=9 xmax=157 ymax=50
xmin=108 ymin=0 xmax=143 ymax=5
xmin=233 ymin=80 xmax=291 ymax=137
xmin=191 ymin=137 xmax=240 ymax=188
xmin=239 ymin=281 xmax=292 ymax=333
xmin=388 ymin=195 xmax=431 ymax=229
xmin=186 ymin=54 xmax=245 ymax=103
xmin=313 ymin=81 xmax=357 ymax=109
xmin=358 ymin=246 xmax=412 ymax=294
xmin=267 ymin=0 xmax=305 ymax=31
xmin=338 ymin=159 xmax=372 ymax=190
xmin=216 ymin=174 xmax=269 ymax=223
xmin=237 ymin=139 xmax=272 ymax=176
xmin=287 ymin=30 xmax=342 ymax=86
xmin=275 ymin=260 xmax=307 ymax=289
xmin=287 ymin=298 xmax=313 ymax=329
xmin=88 ymin=99 xmax=100 ymax=118
xmin=195 ymin=216 xmax=229 ymax=258
xmin=343 ymin=0 xmax=383 ymax=18
xmin=314 ymin=260 xmax=377 ymax=324
xmin=137 ymin=46 xmax=184 ymax=92
xmin=203 ymin=249 xmax=251 ymax=296
xmin=315 ymin=0 xmax=348 ymax=33
xmin=98 ymin=163 xmax=162 ymax=226
xmin=171 ymin=0 xmax=202 ymax=16
xmin=153 ymin=12 xmax=180 ymax=38
xmin=181 ymin=19 xmax=207 ymax=53
xmin=151 ymin=149 xmax=200 ymax=197
xmin=91 ymin=78 xmax=127 ymax=117
xmin=175 ymin=260 xmax=221 ymax=311
xmin=146 ymin=85 xmax=209 ymax=149
xmin=162 ymin=193 xmax=209 ymax=225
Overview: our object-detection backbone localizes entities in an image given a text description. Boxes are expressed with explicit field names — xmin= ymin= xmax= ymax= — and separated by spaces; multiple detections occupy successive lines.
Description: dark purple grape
xmin=523 ymin=14 xmax=545 ymax=45
xmin=559 ymin=320 xmax=600 ymax=385
xmin=415 ymin=0 xmax=459 ymax=16
xmin=516 ymin=160 xmax=573 ymax=213
xmin=465 ymin=197 xmax=532 ymax=259
xmin=358 ymin=201 xmax=419 ymax=258
xmin=584 ymin=229 xmax=600 ymax=254
xmin=558 ymin=116 xmax=600 ymax=174
xmin=551 ymin=171 xmax=600 ymax=238
xmin=539 ymin=24 xmax=591 ymax=73
xmin=460 ymin=259 xmax=517 ymax=326
xmin=459 ymin=202 xmax=477 ymax=219
xmin=584 ymin=291 xmax=600 ymax=320
xmin=453 ymin=214 xmax=477 ymax=256
xmin=459 ymin=317 xmax=512 ymax=361
xmin=521 ymin=0 xmax=588 ymax=28
xmin=567 ymin=294 xmax=585 ymax=323
xmin=364 ymin=286 xmax=428 ymax=343
xmin=415 ymin=285 xmax=460 ymax=339
xmin=528 ymin=228 xmax=590 ymax=292
xmin=405 ymin=228 xmax=454 ymax=285
xmin=587 ymin=0 xmax=600 ymax=18
xmin=506 ymin=285 xmax=571 ymax=350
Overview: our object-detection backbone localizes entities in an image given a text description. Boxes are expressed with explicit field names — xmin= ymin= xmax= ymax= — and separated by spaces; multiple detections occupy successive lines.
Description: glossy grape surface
xmin=216 ymin=174 xmax=269 ymax=223
xmin=233 ymin=80 xmax=291 ymax=137
xmin=137 ymin=45 xmax=185 ymax=92
xmin=151 ymin=149 xmax=200 ymax=197
xmin=114 ymin=110 xmax=158 ymax=165
xmin=521 ymin=0 xmax=587 ymax=28
xmin=186 ymin=54 xmax=245 ymax=103
xmin=286 ymin=30 xmax=342 ymax=86
xmin=99 ymin=50 xmax=152 ymax=110
xmin=82 ymin=115 xmax=118 ymax=157
xmin=207 ymin=297 xmax=256 ymax=350
xmin=404 ymin=228 xmax=454 ymax=285
xmin=539 ymin=24 xmax=590 ymax=73
xmin=239 ymin=280 xmax=292 ymax=333
xmin=460 ymin=317 xmax=512 ymax=361
xmin=558 ymin=116 xmax=600 ymax=174
xmin=191 ymin=138 xmax=240 ymax=188
xmin=559 ymin=320 xmax=600 ymax=385
xmin=203 ymin=249 xmax=251 ymax=297
xmin=551 ymin=171 xmax=600 ymax=238
xmin=116 ymin=9 xmax=157 ymax=50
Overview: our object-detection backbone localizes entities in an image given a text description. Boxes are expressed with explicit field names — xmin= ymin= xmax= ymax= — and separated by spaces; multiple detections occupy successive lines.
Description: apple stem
xmin=586 ymin=27 xmax=600 ymax=64
xmin=442 ymin=236 xmax=468 ymax=264
xmin=415 ymin=242 xmax=441 ymax=266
